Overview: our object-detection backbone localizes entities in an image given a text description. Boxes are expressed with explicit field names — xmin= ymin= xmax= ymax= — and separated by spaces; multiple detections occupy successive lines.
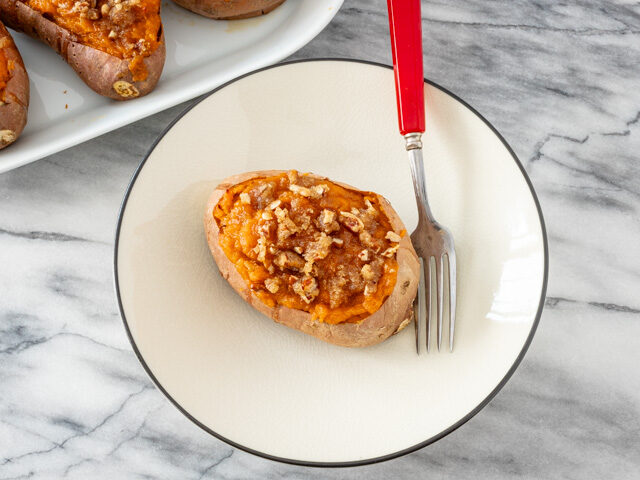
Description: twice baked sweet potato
xmin=0 ymin=20 xmax=28 ymax=149
xmin=204 ymin=170 xmax=420 ymax=348
xmin=172 ymin=0 xmax=285 ymax=20
xmin=0 ymin=0 xmax=165 ymax=100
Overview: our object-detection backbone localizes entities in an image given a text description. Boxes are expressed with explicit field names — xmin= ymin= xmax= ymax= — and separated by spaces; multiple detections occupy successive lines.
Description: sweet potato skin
xmin=204 ymin=170 xmax=420 ymax=348
xmin=0 ymin=0 xmax=165 ymax=100
xmin=0 ymin=20 xmax=28 ymax=149
xmin=172 ymin=0 xmax=285 ymax=20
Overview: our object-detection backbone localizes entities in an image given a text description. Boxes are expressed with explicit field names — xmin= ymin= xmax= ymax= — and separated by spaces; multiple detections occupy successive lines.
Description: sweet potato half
xmin=204 ymin=170 xmax=420 ymax=348
xmin=172 ymin=0 xmax=285 ymax=20
xmin=0 ymin=0 xmax=165 ymax=100
xmin=0 ymin=20 xmax=28 ymax=149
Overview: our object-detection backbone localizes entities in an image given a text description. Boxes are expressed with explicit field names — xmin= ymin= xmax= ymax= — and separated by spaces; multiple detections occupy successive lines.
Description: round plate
xmin=115 ymin=59 xmax=548 ymax=466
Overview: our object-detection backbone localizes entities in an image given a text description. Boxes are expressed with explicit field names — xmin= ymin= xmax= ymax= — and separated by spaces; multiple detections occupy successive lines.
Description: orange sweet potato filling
xmin=25 ymin=0 xmax=161 ymax=81
xmin=213 ymin=172 xmax=402 ymax=325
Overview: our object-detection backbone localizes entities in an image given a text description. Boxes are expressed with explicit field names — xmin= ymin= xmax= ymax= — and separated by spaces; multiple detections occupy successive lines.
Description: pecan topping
xmin=289 ymin=184 xmax=312 ymax=197
xmin=264 ymin=278 xmax=280 ymax=294
xmin=381 ymin=244 xmax=400 ymax=257
xmin=385 ymin=231 xmax=401 ymax=243
xmin=274 ymin=251 xmax=305 ymax=271
xmin=318 ymin=209 xmax=340 ymax=234
xmin=339 ymin=211 xmax=364 ymax=233
xmin=292 ymin=275 xmax=319 ymax=304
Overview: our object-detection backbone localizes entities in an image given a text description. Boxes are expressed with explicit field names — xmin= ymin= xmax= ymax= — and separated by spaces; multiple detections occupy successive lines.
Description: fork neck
xmin=404 ymin=133 xmax=435 ymax=223
xmin=404 ymin=132 xmax=423 ymax=150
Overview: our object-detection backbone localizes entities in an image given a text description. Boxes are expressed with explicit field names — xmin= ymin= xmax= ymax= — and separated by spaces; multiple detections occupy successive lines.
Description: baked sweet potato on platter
xmin=0 ymin=0 xmax=165 ymax=100
xmin=0 ymin=19 xmax=28 ymax=149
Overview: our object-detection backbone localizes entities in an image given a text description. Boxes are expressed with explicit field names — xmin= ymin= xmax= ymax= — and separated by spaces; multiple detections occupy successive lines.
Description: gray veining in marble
xmin=1 ymin=0 xmax=639 ymax=478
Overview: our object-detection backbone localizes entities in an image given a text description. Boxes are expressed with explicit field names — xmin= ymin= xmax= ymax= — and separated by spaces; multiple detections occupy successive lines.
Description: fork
xmin=387 ymin=0 xmax=457 ymax=353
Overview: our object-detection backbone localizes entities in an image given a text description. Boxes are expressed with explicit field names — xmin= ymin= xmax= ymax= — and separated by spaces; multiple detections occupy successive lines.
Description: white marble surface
xmin=1 ymin=0 xmax=639 ymax=478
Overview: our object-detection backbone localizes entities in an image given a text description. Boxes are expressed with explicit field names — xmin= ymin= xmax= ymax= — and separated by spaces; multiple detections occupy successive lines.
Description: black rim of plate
xmin=114 ymin=58 xmax=549 ymax=468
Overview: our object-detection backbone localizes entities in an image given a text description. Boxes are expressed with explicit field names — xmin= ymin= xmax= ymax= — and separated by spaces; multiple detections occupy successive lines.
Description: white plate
xmin=115 ymin=60 xmax=548 ymax=466
xmin=0 ymin=0 xmax=342 ymax=173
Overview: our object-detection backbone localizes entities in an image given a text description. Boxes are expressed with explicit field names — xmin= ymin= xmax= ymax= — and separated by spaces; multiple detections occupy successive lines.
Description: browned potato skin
xmin=172 ymin=0 xmax=285 ymax=20
xmin=0 ymin=0 xmax=165 ymax=100
xmin=0 ymin=20 xmax=28 ymax=149
xmin=204 ymin=170 xmax=420 ymax=348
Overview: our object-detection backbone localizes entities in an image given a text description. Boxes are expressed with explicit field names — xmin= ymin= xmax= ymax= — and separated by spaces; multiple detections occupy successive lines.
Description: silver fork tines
xmin=405 ymin=133 xmax=457 ymax=354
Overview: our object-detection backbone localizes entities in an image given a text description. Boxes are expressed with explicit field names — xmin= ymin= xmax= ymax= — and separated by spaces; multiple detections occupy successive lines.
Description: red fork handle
xmin=387 ymin=0 xmax=425 ymax=136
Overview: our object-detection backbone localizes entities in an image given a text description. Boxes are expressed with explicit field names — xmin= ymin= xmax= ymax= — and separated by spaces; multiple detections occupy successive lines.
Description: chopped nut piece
xmin=287 ymin=170 xmax=299 ymax=184
xmin=292 ymin=275 xmax=319 ymax=304
xmin=364 ymin=282 xmax=378 ymax=297
xmin=321 ymin=209 xmax=336 ymax=224
xmin=339 ymin=211 xmax=364 ymax=233
xmin=385 ymin=231 xmax=402 ymax=243
xmin=274 ymin=251 xmax=305 ymax=271
xmin=361 ymin=258 xmax=384 ymax=283
xmin=0 ymin=130 xmax=16 ymax=146
xmin=250 ymin=183 xmax=275 ymax=208
xmin=264 ymin=278 xmax=280 ymax=294
xmin=289 ymin=184 xmax=312 ymax=197
xmin=293 ymin=246 xmax=304 ymax=254
xmin=359 ymin=230 xmax=373 ymax=246
xmin=302 ymin=261 xmax=313 ymax=275
xmin=239 ymin=192 xmax=251 ymax=205
xmin=252 ymin=238 xmax=268 ymax=263
xmin=258 ymin=221 xmax=273 ymax=236
xmin=382 ymin=244 xmax=400 ymax=257
xmin=302 ymin=233 xmax=333 ymax=274
xmin=310 ymin=184 xmax=329 ymax=199
xmin=361 ymin=264 xmax=376 ymax=281
xmin=364 ymin=198 xmax=378 ymax=217
xmin=274 ymin=207 xmax=298 ymax=243
xmin=261 ymin=211 xmax=273 ymax=220
xmin=304 ymin=233 xmax=332 ymax=262
xmin=358 ymin=249 xmax=369 ymax=261
xmin=108 ymin=30 xmax=117 ymax=39
xmin=332 ymin=238 xmax=344 ymax=246
xmin=298 ymin=214 xmax=312 ymax=232
xmin=318 ymin=209 xmax=339 ymax=234
xmin=268 ymin=199 xmax=281 ymax=210
xmin=101 ymin=3 xmax=110 ymax=14
xmin=359 ymin=230 xmax=383 ymax=251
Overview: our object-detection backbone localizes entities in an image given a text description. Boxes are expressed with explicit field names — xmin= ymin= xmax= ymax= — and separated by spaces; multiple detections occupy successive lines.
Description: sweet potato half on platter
xmin=0 ymin=19 xmax=28 ymax=149
xmin=0 ymin=0 xmax=165 ymax=100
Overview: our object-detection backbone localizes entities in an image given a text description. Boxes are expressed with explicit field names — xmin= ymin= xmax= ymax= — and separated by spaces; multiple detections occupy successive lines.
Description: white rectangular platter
xmin=0 ymin=0 xmax=342 ymax=173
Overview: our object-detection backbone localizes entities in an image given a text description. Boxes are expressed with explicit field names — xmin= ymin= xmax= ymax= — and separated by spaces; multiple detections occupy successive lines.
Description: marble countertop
xmin=1 ymin=0 xmax=639 ymax=478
